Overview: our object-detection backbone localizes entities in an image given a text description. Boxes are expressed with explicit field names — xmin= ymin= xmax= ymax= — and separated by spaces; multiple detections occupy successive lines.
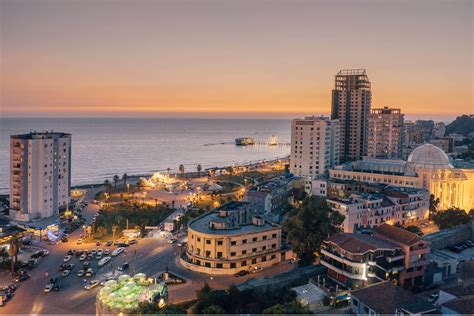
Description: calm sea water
xmin=0 ymin=118 xmax=291 ymax=194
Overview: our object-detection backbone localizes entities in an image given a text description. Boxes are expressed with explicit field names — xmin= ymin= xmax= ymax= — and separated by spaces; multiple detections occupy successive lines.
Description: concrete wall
xmin=422 ymin=221 xmax=474 ymax=250
xmin=236 ymin=264 xmax=326 ymax=294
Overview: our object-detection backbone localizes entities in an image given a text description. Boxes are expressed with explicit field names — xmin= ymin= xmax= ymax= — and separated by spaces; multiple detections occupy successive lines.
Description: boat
xmin=235 ymin=137 xmax=255 ymax=146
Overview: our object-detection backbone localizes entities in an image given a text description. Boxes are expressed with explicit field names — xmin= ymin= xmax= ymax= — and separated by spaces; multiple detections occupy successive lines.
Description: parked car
xmin=77 ymin=269 xmax=85 ymax=277
xmin=428 ymin=292 xmax=439 ymax=303
xmin=76 ymin=239 xmax=83 ymax=244
xmin=100 ymin=276 xmax=116 ymax=286
xmin=106 ymin=240 xmax=112 ymax=247
xmin=104 ymin=249 xmax=110 ymax=255
xmin=80 ymin=254 xmax=87 ymax=261
xmin=14 ymin=273 xmax=30 ymax=283
xmin=128 ymin=239 xmax=138 ymax=245
xmin=96 ymin=241 xmax=101 ymax=246
xmin=63 ymin=255 xmax=72 ymax=262
xmin=85 ymin=268 xmax=95 ymax=277
xmin=44 ymin=283 xmax=54 ymax=293
xmin=97 ymin=249 xmax=103 ymax=256
xmin=118 ymin=262 xmax=129 ymax=271
xmin=84 ymin=280 xmax=99 ymax=290
xmin=234 ymin=270 xmax=249 ymax=277
xmin=62 ymin=269 xmax=72 ymax=277
xmin=250 ymin=266 xmax=263 ymax=274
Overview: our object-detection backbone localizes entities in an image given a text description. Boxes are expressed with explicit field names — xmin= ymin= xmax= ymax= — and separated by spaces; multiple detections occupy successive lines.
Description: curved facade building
xmin=329 ymin=144 xmax=474 ymax=212
xmin=180 ymin=201 xmax=292 ymax=275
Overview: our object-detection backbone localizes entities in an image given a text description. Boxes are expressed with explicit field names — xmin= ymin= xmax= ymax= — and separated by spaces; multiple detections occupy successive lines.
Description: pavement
xmin=0 ymin=187 xmax=294 ymax=313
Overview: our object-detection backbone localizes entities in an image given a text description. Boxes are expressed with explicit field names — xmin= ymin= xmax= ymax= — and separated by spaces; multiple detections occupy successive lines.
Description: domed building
xmin=330 ymin=143 xmax=474 ymax=212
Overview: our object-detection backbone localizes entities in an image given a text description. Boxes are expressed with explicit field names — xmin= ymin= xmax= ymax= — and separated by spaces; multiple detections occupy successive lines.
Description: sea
xmin=0 ymin=118 xmax=291 ymax=195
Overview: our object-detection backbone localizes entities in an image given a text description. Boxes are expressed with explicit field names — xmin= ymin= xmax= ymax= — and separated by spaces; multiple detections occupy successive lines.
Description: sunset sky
xmin=0 ymin=0 xmax=472 ymax=120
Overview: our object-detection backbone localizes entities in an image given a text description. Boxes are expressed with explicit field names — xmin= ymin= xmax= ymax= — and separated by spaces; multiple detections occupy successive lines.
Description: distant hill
xmin=445 ymin=115 xmax=474 ymax=137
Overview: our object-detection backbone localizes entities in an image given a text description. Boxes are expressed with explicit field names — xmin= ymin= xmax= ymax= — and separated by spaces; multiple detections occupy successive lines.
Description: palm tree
xmin=122 ymin=173 xmax=128 ymax=186
xmin=113 ymin=175 xmax=119 ymax=191
xmin=197 ymin=164 xmax=202 ymax=177
xmin=7 ymin=237 xmax=18 ymax=273
xmin=179 ymin=164 xmax=185 ymax=178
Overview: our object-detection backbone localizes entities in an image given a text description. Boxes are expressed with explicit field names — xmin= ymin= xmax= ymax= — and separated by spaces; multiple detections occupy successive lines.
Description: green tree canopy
xmin=202 ymin=304 xmax=226 ymax=314
xmin=434 ymin=208 xmax=471 ymax=229
xmin=284 ymin=196 xmax=345 ymax=265
xmin=262 ymin=302 xmax=311 ymax=314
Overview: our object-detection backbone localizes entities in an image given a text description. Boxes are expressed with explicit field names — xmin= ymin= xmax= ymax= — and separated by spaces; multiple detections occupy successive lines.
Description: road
xmin=1 ymin=187 xmax=293 ymax=313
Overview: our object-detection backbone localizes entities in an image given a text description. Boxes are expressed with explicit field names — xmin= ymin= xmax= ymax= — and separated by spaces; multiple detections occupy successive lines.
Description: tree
xmin=104 ymin=179 xmax=111 ymax=194
xmin=166 ymin=167 xmax=171 ymax=176
xmin=7 ymin=236 xmax=19 ymax=273
xmin=202 ymin=304 xmax=226 ymax=314
xmin=262 ymin=302 xmax=310 ymax=314
xmin=194 ymin=282 xmax=217 ymax=313
xmin=403 ymin=225 xmax=423 ymax=236
xmin=197 ymin=164 xmax=202 ymax=177
xmin=122 ymin=173 xmax=128 ymax=187
xmin=284 ymin=196 xmax=345 ymax=265
xmin=429 ymin=194 xmax=440 ymax=220
xmin=433 ymin=208 xmax=471 ymax=229
xmin=113 ymin=175 xmax=120 ymax=190
xmin=179 ymin=164 xmax=185 ymax=178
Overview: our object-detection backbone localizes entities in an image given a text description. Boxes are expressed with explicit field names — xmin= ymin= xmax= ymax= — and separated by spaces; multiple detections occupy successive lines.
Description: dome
xmin=407 ymin=144 xmax=453 ymax=170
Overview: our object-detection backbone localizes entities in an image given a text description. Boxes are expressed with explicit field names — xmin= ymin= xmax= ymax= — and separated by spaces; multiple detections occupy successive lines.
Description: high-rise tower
xmin=331 ymin=69 xmax=371 ymax=162
xmin=368 ymin=107 xmax=404 ymax=159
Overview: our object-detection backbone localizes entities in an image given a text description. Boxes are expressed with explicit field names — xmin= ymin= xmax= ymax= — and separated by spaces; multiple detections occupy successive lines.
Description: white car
xmin=167 ymin=239 xmax=177 ymax=244
xmin=98 ymin=256 xmax=111 ymax=267
xmin=63 ymin=255 xmax=72 ymax=262
xmin=62 ymin=269 xmax=71 ymax=276
xmin=111 ymin=247 xmax=124 ymax=257
xmin=96 ymin=254 xmax=102 ymax=260
xmin=76 ymin=239 xmax=83 ymax=244
xmin=79 ymin=254 xmax=87 ymax=261
xmin=104 ymin=249 xmax=110 ymax=255
xmin=85 ymin=268 xmax=94 ymax=277
xmin=44 ymin=283 xmax=53 ymax=293
xmin=84 ymin=280 xmax=99 ymax=290
xmin=91 ymin=249 xmax=97 ymax=255
xmin=97 ymin=249 xmax=103 ymax=256
xmin=77 ymin=269 xmax=85 ymax=277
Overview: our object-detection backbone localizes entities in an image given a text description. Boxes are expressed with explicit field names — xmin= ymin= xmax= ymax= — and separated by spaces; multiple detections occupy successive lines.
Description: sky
xmin=0 ymin=0 xmax=472 ymax=120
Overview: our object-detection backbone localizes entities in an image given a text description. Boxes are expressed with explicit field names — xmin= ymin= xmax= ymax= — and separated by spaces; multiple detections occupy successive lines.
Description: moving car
xmin=44 ymin=283 xmax=54 ymax=293
xmin=118 ymin=262 xmax=129 ymax=271
xmin=111 ymin=247 xmax=124 ymax=257
xmin=76 ymin=239 xmax=83 ymax=245
xmin=98 ymin=257 xmax=111 ymax=267
xmin=128 ymin=239 xmax=138 ymax=245
xmin=84 ymin=280 xmax=99 ymax=290
xmin=250 ymin=266 xmax=263 ymax=274
xmin=85 ymin=268 xmax=95 ymax=277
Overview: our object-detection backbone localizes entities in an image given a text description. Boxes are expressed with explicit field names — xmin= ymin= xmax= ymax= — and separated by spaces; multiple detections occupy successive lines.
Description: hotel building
xmin=10 ymin=132 xmax=71 ymax=222
xmin=368 ymin=107 xmax=404 ymax=159
xmin=331 ymin=69 xmax=371 ymax=162
xmin=180 ymin=201 xmax=292 ymax=275
xmin=326 ymin=186 xmax=429 ymax=233
xmin=321 ymin=223 xmax=430 ymax=289
xmin=329 ymin=144 xmax=474 ymax=212
xmin=290 ymin=116 xmax=339 ymax=179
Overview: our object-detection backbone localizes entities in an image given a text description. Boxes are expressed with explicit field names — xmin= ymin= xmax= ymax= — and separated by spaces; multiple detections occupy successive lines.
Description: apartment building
xmin=10 ymin=132 xmax=71 ymax=222
xmin=243 ymin=175 xmax=294 ymax=213
xmin=181 ymin=201 xmax=292 ymax=275
xmin=326 ymin=186 xmax=429 ymax=233
xmin=331 ymin=69 xmax=372 ymax=162
xmin=290 ymin=116 xmax=339 ymax=179
xmin=368 ymin=107 xmax=404 ymax=159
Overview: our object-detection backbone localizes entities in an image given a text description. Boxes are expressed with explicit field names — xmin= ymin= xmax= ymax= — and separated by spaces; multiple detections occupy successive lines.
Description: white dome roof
xmin=407 ymin=144 xmax=453 ymax=170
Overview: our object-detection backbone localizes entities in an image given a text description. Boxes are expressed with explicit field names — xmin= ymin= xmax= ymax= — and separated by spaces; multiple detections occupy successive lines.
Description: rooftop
xmin=11 ymin=131 xmax=71 ymax=140
xmin=324 ymin=233 xmax=400 ymax=254
xmin=374 ymin=223 xmax=422 ymax=246
xmin=352 ymin=281 xmax=429 ymax=314
xmin=442 ymin=297 xmax=474 ymax=314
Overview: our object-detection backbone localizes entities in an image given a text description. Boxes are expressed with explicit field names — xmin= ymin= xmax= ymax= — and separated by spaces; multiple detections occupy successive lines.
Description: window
xmin=205 ymin=262 xmax=211 ymax=268
xmin=217 ymin=252 xmax=222 ymax=258
xmin=252 ymin=258 xmax=257 ymax=264
xmin=231 ymin=241 xmax=237 ymax=246
xmin=197 ymin=237 xmax=201 ymax=242
xmin=205 ymin=251 xmax=211 ymax=257
xmin=206 ymin=239 xmax=211 ymax=245
xmin=242 ymin=239 xmax=247 ymax=244
xmin=242 ymin=250 xmax=247 ymax=255
xmin=272 ymin=233 xmax=277 ymax=238
xmin=262 ymin=246 xmax=267 ymax=251
xmin=217 ymin=240 xmax=223 ymax=246
xmin=216 ymin=263 xmax=223 ymax=268
xmin=252 ymin=237 xmax=257 ymax=242
xmin=262 ymin=256 xmax=267 ymax=262
xmin=230 ymin=252 xmax=236 ymax=257
xmin=272 ymin=244 xmax=276 ymax=249
xmin=241 ymin=261 xmax=247 ymax=267
xmin=252 ymin=248 xmax=257 ymax=253
xmin=230 ymin=263 xmax=236 ymax=269
xmin=263 ymin=236 xmax=267 ymax=240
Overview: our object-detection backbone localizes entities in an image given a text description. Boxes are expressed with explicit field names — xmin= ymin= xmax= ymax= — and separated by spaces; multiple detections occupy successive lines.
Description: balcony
xmin=387 ymin=254 xmax=405 ymax=263
xmin=320 ymin=259 xmax=366 ymax=280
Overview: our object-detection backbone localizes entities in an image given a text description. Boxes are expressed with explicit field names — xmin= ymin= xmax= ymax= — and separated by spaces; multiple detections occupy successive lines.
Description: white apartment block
xmin=290 ymin=116 xmax=340 ymax=181
xmin=326 ymin=187 xmax=429 ymax=233
xmin=368 ymin=107 xmax=404 ymax=159
xmin=10 ymin=132 xmax=72 ymax=222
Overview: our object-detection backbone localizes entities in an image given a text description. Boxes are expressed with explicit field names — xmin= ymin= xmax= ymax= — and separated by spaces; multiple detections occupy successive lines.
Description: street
xmin=0 ymin=188 xmax=293 ymax=313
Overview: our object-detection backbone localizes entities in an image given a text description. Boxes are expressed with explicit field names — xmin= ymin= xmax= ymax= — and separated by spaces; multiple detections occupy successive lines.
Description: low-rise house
xmin=321 ymin=232 xmax=405 ymax=289
xmin=243 ymin=190 xmax=272 ymax=214
xmin=374 ymin=224 xmax=430 ymax=289
xmin=350 ymin=281 xmax=437 ymax=316
xmin=424 ymin=249 xmax=457 ymax=284
xmin=243 ymin=175 xmax=294 ymax=213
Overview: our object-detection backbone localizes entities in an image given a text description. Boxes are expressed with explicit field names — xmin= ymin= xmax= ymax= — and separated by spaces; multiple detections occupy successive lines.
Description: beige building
xmin=180 ymin=201 xmax=292 ymax=275
xmin=331 ymin=69 xmax=372 ymax=162
xmin=368 ymin=107 xmax=404 ymax=159
xmin=290 ymin=116 xmax=340 ymax=179
xmin=10 ymin=132 xmax=72 ymax=222
xmin=329 ymin=144 xmax=474 ymax=212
